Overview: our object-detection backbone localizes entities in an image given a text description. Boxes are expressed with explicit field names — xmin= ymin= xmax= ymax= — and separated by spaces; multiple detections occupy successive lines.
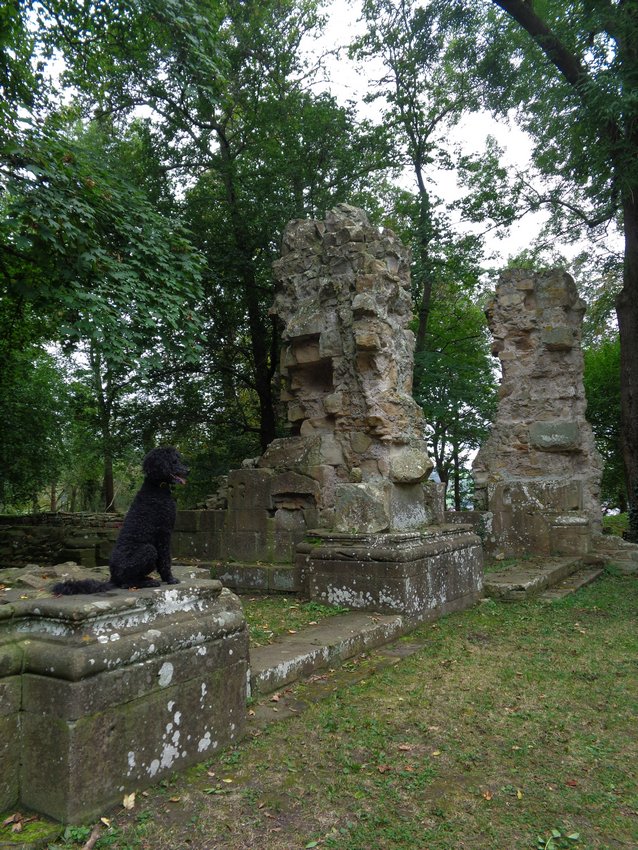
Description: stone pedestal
xmin=296 ymin=526 xmax=483 ymax=620
xmin=0 ymin=574 xmax=248 ymax=822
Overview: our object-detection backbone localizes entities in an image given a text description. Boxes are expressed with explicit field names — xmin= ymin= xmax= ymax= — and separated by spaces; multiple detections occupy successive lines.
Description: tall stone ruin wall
xmin=254 ymin=204 xmax=437 ymax=535
xmin=473 ymin=268 xmax=603 ymax=556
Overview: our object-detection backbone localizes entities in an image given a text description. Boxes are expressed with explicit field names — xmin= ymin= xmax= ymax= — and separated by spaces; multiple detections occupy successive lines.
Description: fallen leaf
xmin=517 ymin=789 xmax=523 ymax=799
xmin=431 ymin=750 xmax=441 ymax=757
xmin=248 ymin=709 xmax=256 ymax=717
xmin=100 ymin=818 xmax=111 ymax=827
xmin=169 ymin=796 xmax=181 ymax=802
xmin=308 ymin=620 xmax=318 ymax=625
xmin=566 ymin=779 xmax=578 ymax=787
xmin=483 ymin=790 xmax=493 ymax=800
xmin=270 ymin=693 xmax=281 ymax=702
xmin=398 ymin=744 xmax=413 ymax=752
xmin=377 ymin=764 xmax=392 ymax=774
xmin=287 ymin=629 xmax=297 ymax=634
xmin=122 ymin=792 xmax=136 ymax=810
xmin=2 ymin=814 xmax=20 ymax=827
xmin=222 ymin=778 xmax=233 ymax=784
xmin=11 ymin=822 xmax=23 ymax=834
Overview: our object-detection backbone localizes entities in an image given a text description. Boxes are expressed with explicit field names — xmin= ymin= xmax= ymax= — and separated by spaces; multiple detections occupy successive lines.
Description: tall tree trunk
xmin=413 ymin=189 xmax=435 ymax=354
xmin=219 ymin=133 xmax=277 ymax=452
xmin=616 ymin=192 xmax=638 ymax=531
xmin=102 ymin=449 xmax=115 ymax=512
xmin=89 ymin=343 xmax=116 ymax=512
xmin=452 ymin=439 xmax=461 ymax=511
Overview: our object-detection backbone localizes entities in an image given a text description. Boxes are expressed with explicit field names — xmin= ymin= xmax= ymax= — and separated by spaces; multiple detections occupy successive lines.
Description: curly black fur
xmin=52 ymin=447 xmax=189 ymax=595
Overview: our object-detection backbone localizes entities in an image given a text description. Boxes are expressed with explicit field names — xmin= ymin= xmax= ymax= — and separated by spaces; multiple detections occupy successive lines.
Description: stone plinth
xmin=473 ymin=269 xmax=603 ymax=557
xmin=0 ymin=572 xmax=248 ymax=821
xmin=296 ymin=527 xmax=483 ymax=619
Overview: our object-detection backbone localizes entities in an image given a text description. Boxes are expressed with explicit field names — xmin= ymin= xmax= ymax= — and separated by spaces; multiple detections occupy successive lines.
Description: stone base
xmin=0 ymin=573 xmax=248 ymax=822
xmin=295 ymin=526 xmax=483 ymax=620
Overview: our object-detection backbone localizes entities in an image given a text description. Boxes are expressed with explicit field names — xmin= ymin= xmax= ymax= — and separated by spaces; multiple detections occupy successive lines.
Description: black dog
xmin=53 ymin=447 xmax=189 ymax=595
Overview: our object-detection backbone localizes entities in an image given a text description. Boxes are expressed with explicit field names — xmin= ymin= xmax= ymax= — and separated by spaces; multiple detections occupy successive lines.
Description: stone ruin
xmin=472 ymin=268 xmax=603 ymax=557
xmin=219 ymin=205 xmax=483 ymax=616
xmin=1 ymin=568 xmax=247 ymax=821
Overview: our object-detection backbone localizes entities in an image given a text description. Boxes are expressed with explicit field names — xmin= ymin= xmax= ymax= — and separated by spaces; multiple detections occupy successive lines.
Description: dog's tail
xmin=51 ymin=579 xmax=116 ymax=595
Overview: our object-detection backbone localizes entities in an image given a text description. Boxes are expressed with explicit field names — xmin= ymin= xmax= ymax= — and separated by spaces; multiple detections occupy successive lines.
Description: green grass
xmin=242 ymin=595 xmax=349 ymax=646
xmin=4 ymin=571 xmax=636 ymax=850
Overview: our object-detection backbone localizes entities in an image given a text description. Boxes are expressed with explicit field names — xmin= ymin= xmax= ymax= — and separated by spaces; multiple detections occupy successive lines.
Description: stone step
xmin=248 ymin=611 xmax=407 ymax=696
xmin=538 ymin=567 xmax=605 ymax=601
xmin=483 ymin=556 xmax=585 ymax=601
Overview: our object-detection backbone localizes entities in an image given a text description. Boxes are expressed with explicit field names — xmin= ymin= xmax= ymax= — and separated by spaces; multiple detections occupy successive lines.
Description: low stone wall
xmin=0 ymin=513 xmax=121 ymax=568
xmin=0 ymin=511 xmax=226 ymax=569
xmin=0 ymin=570 xmax=248 ymax=822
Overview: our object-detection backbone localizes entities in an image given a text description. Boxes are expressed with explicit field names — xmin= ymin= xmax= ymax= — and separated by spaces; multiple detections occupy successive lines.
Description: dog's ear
xmin=142 ymin=446 xmax=188 ymax=482
xmin=143 ymin=447 xmax=173 ymax=481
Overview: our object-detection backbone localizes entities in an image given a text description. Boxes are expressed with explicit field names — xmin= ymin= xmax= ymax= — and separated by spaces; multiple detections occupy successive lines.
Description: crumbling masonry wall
xmin=473 ymin=268 xmax=603 ymax=556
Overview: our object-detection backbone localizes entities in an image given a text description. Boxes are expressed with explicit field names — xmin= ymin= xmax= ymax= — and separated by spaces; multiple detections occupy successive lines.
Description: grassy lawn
xmin=241 ymin=596 xmax=350 ymax=646
xmin=7 ymin=569 xmax=637 ymax=850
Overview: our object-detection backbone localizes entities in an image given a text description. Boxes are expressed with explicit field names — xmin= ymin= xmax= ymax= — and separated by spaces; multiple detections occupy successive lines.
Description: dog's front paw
xmin=166 ymin=576 xmax=180 ymax=585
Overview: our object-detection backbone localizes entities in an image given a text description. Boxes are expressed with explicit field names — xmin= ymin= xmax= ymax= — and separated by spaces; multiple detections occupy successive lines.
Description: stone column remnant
xmin=472 ymin=268 xmax=603 ymax=556
xmin=261 ymin=203 xmax=435 ymax=533
xmin=217 ymin=205 xmax=482 ymax=616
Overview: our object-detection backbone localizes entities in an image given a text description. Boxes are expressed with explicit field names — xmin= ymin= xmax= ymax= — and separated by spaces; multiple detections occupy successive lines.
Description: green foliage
xmin=583 ymin=336 xmax=625 ymax=510
xmin=601 ymin=513 xmax=628 ymax=538
xmin=2 ymin=115 xmax=204 ymax=371
xmin=0 ymin=344 xmax=69 ymax=508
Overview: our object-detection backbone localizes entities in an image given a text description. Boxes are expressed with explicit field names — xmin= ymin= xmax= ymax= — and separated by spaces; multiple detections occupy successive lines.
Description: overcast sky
xmin=307 ymin=0 xmax=547 ymax=265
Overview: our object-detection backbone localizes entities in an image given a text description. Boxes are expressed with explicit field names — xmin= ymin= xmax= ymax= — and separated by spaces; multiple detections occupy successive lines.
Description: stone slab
xmin=483 ymin=557 xmax=585 ymax=600
xmin=249 ymin=611 xmax=405 ymax=695
xmin=538 ymin=567 xmax=605 ymax=601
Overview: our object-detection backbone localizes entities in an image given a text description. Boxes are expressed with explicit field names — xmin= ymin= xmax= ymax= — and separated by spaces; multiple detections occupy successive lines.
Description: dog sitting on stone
xmin=52 ymin=447 xmax=189 ymax=595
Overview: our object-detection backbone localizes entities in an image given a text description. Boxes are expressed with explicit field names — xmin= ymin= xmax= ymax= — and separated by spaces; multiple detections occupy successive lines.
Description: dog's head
xmin=142 ymin=447 xmax=189 ymax=485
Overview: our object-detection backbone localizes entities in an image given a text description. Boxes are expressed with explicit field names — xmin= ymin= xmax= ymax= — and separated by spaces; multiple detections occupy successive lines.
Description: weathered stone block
xmin=542 ymin=325 xmax=574 ymax=350
xmin=529 ymin=421 xmax=581 ymax=452
xmin=227 ymin=468 xmax=274 ymax=510
xmin=174 ymin=510 xmax=202 ymax=532
xmin=550 ymin=515 xmax=591 ymax=555
xmin=388 ymin=446 xmax=433 ymax=484
xmin=334 ymin=483 xmax=390 ymax=533
xmin=57 ymin=547 xmax=97 ymax=568
xmin=211 ymin=563 xmax=269 ymax=591
xmin=2 ymin=577 xmax=248 ymax=822
xmin=199 ymin=510 xmax=227 ymax=533
xmin=0 ymin=678 xmax=21 ymax=812
xmin=388 ymin=483 xmax=429 ymax=530
xmin=299 ymin=528 xmax=483 ymax=618
xmin=224 ymin=530 xmax=270 ymax=562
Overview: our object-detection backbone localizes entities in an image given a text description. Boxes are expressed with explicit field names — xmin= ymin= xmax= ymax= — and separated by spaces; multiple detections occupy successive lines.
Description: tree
xmin=583 ymin=336 xmax=626 ymax=512
xmin=352 ymin=0 xmax=484 ymax=349
xmin=36 ymin=0 xmax=394 ymax=452
xmin=2 ymin=113 xmax=205 ymax=508
xmin=0 ymin=344 xmax=68 ymax=509
xmin=473 ymin=0 xmax=638 ymax=534
xmin=414 ymin=278 xmax=497 ymax=508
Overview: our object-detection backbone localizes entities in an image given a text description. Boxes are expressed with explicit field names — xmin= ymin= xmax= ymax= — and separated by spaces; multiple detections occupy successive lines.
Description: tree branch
xmin=491 ymin=1 xmax=589 ymax=89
